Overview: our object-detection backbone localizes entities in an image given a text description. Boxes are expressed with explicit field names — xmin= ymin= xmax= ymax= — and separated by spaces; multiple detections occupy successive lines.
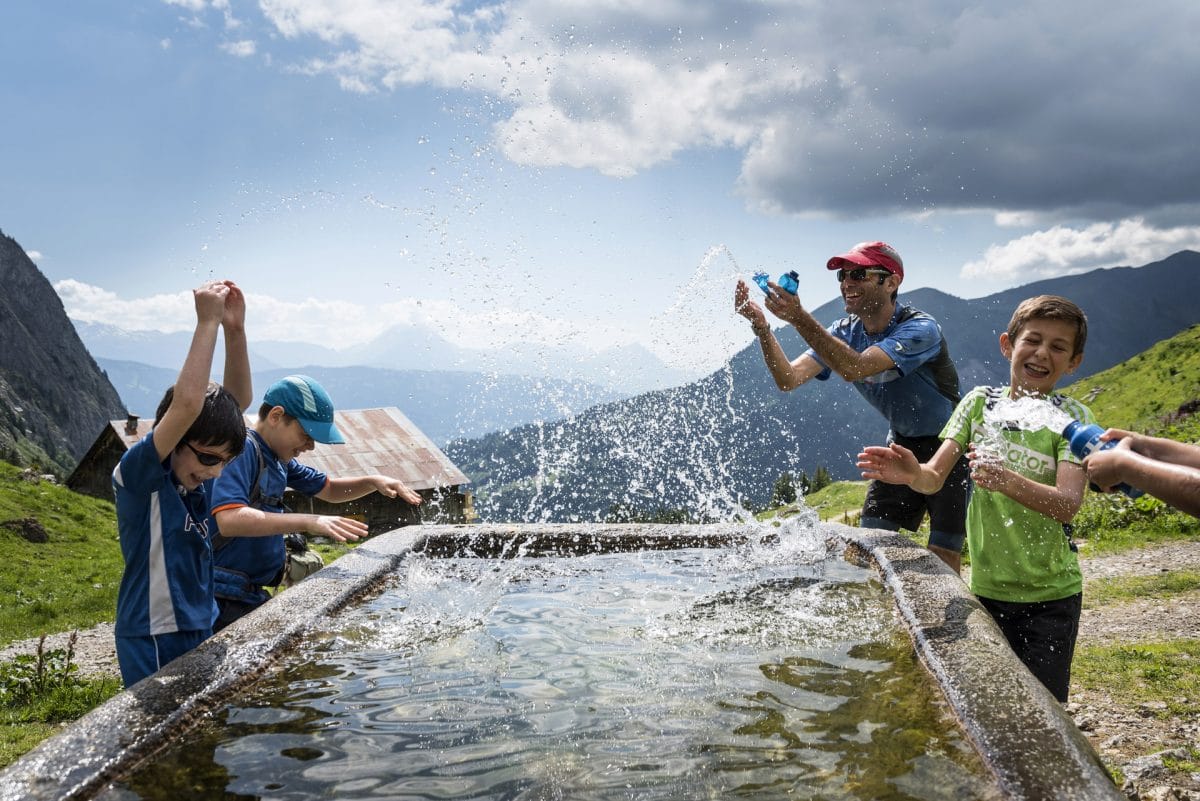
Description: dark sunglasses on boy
xmin=184 ymin=441 xmax=228 ymax=467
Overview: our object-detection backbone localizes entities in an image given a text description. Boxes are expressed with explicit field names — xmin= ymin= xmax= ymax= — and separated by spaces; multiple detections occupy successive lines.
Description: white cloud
xmin=169 ymin=0 xmax=1198 ymax=224
xmin=26 ymin=250 xmax=43 ymax=262
xmin=961 ymin=218 xmax=1200 ymax=283
xmin=52 ymin=279 xmax=638 ymax=354
xmin=219 ymin=39 xmax=256 ymax=57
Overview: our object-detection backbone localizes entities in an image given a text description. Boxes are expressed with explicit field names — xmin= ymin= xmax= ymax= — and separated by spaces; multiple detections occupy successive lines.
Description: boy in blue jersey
xmin=857 ymin=295 xmax=1093 ymax=701
xmin=113 ymin=280 xmax=252 ymax=687
xmin=209 ymin=374 xmax=422 ymax=631
xmin=735 ymin=241 xmax=971 ymax=572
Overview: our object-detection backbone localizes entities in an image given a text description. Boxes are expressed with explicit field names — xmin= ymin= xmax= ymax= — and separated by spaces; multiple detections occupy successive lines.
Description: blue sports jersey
xmin=113 ymin=432 xmax=216 ymax=637
xmin=806 ymin=304 xmax=960 ymax=438
xmin=210 ymin=430 xmax=328 ymax=587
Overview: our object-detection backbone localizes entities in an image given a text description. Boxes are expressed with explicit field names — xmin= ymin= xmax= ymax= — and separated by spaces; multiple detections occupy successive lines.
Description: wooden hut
xmin=67 ymin=408 xmax=473 ymax=530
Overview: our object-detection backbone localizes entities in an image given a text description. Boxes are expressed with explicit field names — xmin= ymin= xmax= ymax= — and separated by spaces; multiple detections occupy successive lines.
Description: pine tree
xmin=811 ymin=465 xmax=832 ymax=493
xmin=770 ymin=471 xmax=797 ymax=507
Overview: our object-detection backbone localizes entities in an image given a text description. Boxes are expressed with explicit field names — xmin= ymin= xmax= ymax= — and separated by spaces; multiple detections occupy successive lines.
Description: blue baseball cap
xmin=263 ymin=375 xmax=345 ymax=444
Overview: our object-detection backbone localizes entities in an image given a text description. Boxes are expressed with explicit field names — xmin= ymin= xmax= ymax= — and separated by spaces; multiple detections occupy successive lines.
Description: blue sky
xmin=4 ymin=1 xmax=1200 ymax=379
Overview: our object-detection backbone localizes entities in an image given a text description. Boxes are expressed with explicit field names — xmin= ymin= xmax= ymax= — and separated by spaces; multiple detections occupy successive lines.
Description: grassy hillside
xmin=0 ymin=463 xmax=123 ymax=646
xmin=1063 ymin=323 xmax=1200 ymax=440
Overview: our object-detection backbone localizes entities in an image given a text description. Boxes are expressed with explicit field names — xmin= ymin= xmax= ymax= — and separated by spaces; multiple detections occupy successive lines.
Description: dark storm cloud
xmin=736 ymin=1 xmax=1200 ymax=218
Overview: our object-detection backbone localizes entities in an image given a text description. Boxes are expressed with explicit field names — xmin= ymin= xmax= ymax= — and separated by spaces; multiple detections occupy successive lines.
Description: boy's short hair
xmin=1006 ymin=295 xmax=1088 ymax=356
xmin=154 ymin=382 xmax=247 ymax=455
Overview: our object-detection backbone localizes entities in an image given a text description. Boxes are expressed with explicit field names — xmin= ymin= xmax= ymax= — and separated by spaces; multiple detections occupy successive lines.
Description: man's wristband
xmin=752 ymin=322 xmax=771 ymax=337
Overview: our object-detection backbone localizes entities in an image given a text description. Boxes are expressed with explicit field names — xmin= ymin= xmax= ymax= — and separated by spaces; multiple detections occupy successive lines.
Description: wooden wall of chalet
xmin=66 ymin=428 xmax=124 ymax=500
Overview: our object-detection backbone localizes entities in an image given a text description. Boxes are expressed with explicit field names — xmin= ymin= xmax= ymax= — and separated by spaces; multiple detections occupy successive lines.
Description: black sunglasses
xmin=184 ymin=441 xmax=228 ymax=467
xmin=836 ymin=267 xmax=891 ymax=283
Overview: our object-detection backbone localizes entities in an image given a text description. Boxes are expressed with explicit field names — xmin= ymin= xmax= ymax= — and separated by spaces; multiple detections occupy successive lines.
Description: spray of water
xmin=974 ymin=393 xmax=1075 ymax=464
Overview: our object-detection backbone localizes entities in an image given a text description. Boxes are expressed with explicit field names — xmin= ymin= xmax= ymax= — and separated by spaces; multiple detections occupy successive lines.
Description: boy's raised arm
xmin=152 ymin=281 xmax=228 ymax=461
xmin=219 ymin=280 xmax=253 ymax=411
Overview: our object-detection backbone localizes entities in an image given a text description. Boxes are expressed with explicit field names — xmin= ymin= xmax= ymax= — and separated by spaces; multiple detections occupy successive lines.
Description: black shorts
xmin=861 ymin=433 xmax=970 ymax=551
xmin=977 ymin=593 xmax=1082 ymax=702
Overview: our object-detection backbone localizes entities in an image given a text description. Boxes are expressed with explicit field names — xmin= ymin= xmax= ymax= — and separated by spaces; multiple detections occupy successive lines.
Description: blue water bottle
xmin=753 ymin=270 xmax=799 ymax=295
xmin=1062 ymin=421 xmax=1143 ymax=498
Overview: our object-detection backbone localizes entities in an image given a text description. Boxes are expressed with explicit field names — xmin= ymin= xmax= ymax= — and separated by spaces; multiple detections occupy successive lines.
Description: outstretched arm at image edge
xmin=1087 ymin=449 xmax=1200 ymax=517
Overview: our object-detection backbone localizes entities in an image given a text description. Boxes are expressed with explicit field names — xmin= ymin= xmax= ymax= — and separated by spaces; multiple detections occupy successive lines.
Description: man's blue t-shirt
xmin=210 ymin=430 xmax=327 ymax=587
xmin=114 ymin=432 xmax=216 ymax=637
xmin=805 ymin=304 xmax=959 ymax=438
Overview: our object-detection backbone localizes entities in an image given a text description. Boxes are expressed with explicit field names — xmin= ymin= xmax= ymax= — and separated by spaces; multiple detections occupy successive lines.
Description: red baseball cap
xmin=826 ymin=241 xmax=904 ymax=280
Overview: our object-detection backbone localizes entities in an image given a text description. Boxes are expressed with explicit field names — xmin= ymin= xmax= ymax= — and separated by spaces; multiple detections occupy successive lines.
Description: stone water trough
xmin=0 ymin=522 xmax=1121 ymax=801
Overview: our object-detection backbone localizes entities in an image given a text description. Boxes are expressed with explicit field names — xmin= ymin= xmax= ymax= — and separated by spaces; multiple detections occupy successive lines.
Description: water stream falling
xmin=443 ymin=244 xmax=819 ymax=525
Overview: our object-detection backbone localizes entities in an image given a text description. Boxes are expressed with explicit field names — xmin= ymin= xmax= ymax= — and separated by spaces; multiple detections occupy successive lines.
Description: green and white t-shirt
xmin=941 ymin=386 xmax=1096 ymax=603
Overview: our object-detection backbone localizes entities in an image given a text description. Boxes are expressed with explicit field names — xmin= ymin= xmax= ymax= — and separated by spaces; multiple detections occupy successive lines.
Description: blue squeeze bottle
xmin=1062 ymin=421 xmax=1143 ymax=498
xmin=753 ymin=270 xmax=800 ymax=295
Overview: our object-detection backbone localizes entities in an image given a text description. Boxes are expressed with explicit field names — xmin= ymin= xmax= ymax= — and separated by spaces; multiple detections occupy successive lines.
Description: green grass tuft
xmin=1084 ymin=570 xmax=1200 ymax=609
xmin=1072 ymin=639 xmax=1200 ymax=718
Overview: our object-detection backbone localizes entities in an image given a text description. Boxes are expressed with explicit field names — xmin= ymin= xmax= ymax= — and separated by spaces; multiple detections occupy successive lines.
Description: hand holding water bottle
xmin=1079 ymin=427 xmax=1142 ymax=496
xmin=1064 ymin=421 xmax=1144 ymax=498
xmin=753 ymin=270 xmax=804 ymax=325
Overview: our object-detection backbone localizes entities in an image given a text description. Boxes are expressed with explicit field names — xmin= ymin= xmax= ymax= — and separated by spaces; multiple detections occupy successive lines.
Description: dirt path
xmin=1068 ymin=540 xmax=1200 ymax=800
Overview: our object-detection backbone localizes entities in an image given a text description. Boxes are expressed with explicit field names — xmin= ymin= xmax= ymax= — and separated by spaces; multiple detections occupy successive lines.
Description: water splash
xmin=450 ymin=243 xmax=811 ymax=524
xmin=974 ymin=394 xmax=1075 ymax=463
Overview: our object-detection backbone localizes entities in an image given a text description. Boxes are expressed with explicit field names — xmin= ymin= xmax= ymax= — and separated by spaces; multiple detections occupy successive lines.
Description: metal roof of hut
xmin=75 ymin=407 xmax=467 ymax=493
xmin=301 ymin=407 xmax=468 ymax=491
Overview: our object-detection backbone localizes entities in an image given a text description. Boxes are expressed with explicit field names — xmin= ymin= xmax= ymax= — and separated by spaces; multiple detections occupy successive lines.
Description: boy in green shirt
xmin=857 ymin=295 xmax=1093 ymax=701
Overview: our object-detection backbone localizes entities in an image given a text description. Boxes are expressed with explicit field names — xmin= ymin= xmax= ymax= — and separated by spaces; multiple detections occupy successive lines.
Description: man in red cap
xmin=734 ymin=241 xmax=970 ymax=572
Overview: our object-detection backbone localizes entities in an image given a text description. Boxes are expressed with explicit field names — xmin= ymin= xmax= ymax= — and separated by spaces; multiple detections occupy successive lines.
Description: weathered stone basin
xmin=0 ymin=522 xmax=1120 ymax=800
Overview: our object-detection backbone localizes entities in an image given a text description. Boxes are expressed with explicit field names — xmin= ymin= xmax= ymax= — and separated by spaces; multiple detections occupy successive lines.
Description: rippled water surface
xmin=108 ymin=531 xmax=996 ymax=800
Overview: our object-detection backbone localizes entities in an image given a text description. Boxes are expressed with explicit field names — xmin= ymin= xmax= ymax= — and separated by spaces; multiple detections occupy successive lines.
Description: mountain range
xmin=445 ymin=250 xmax=1200 ymax=522
xmin=72 ymin=320 xmax=693 ymax=396
xmin=93 ymin=357 xmax=625 ymax=446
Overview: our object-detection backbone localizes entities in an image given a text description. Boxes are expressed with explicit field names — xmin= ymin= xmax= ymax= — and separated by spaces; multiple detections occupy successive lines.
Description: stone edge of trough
xmin=827 ymin=521 xmax=1122 ymax=801
xmin=0 ymin=522 xmax=1122 ymax=801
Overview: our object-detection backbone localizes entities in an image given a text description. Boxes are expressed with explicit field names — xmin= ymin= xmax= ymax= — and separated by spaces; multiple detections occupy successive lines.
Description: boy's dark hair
xmin=257 ymin=402 xmax=296 ymax=423
xmin=1006 ymin=295 xmax=1088 ymax=356
xmin=154 ymin=382 xmax=247 ymax=455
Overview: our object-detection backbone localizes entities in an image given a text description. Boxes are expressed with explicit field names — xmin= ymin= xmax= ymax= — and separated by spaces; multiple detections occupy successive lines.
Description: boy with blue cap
xmin=209 ymin=374 xmax=421 ymax=630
